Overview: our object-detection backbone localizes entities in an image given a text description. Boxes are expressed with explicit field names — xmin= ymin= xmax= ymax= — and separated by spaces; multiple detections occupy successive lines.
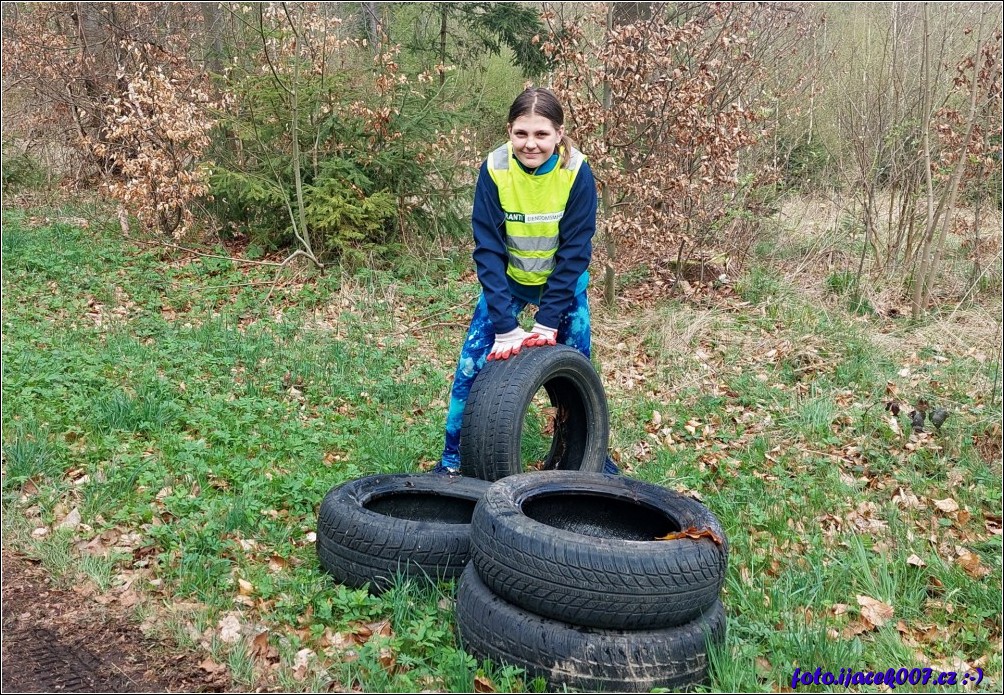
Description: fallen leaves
xmin=846 ymin=501 xmax=889 ymax=534
xmin=655 ymin=526 xmax=725 ymax=545
xmin=886 ymin=414 xmax=903 ymax=436
xmin=56 ymin=507 xmax=82 ymax=531
xmin=250 ymin=630 xmax=279 ymax=664
xmin=291 ymin=648 xmax=315 ymax=681
xmin=857 ymin=594 xmax=894 ymax=628
xmin=893 ymin=487 xmax=921 ymax=509
xmin=474 ymin=674 xmax=498 ymax=692
xmin=985 ymin=514 xmax=1002 ymax=535
xmin=934 ymin=497 xmax=960 ymax=513
xmin=831 ymin=595 xmax=906 ymax=638
xmin=199 ymin=657 xmax=227 ymax=675
xmin=895 ymin=620 xmax=945 ymax=647
xmin=946 ymin=468 xmax=966 ymax=488
xmin=322 ymin=628 xmax=357 ymax=653
xmin=349 ymin=619 xmax=393 ymax=643
xmin=956 ymin=549 xmax=990 ymax=579
xmin=217 ymin=612 xmax=243 ymax=644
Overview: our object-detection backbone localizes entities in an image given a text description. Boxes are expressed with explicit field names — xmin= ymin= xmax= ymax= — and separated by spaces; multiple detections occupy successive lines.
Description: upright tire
xmin=471 ymin=471 xmax=728 ymax=629
xmin=456 ymin=563 xmax=726 ymax=692
xmin=459 ymin=345 xmax=609 ymax=481
xmin=316 ymin=474 xmax=489 ymax=592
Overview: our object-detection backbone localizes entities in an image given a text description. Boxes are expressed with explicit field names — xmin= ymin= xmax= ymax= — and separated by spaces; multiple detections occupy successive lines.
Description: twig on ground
xmin=402 ymin=320 xmax=466 ymax=335
xmin=395 ymin=299 xmax=475 ymax=336
xmin=123 ymin=234 xmax=288 ymax=267
xmin=188 ymin=281 xmax=279 ymax=291
xmin=265 ymin=249 xmax=316 ymax=302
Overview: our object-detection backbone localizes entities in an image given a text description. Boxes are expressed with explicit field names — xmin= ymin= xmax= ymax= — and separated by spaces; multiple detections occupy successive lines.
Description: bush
xmin=206 ymin=8 xmax=469 ymax=266
xmin=1 ymin=144 xmax=45 ymax=192
xmin=303 ymin=175 xmax=398 ymax=264
xmin=780 ymin=134 xmax=834 ymax=190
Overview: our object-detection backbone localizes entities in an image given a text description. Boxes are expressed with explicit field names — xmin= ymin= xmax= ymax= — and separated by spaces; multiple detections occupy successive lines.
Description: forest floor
xmin=2 ymin=550 xmax=229 ymax=693
xmin=2 ymin=197 xmax=1001 ymax=692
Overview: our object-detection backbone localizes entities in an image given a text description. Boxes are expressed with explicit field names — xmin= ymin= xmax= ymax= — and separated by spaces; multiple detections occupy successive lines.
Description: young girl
xmin=435 ymin=87 xmax=615 ymax=475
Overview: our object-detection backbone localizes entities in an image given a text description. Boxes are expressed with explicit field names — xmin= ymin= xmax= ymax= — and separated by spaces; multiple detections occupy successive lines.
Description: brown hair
xmin=507 ymin=87 xmax=575 ymax=167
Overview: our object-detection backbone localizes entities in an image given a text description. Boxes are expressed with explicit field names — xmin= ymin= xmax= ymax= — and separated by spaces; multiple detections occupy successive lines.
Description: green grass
xmin=520 ymin=389 xmax=554 ymax=469
xmin=2 ymin=205 xmax=1001 ymax=692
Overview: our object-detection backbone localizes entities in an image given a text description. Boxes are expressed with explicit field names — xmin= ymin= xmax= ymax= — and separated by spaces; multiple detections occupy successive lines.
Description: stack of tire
xmin=456 ymin=471 xmax=728 ymax=692
xmin=455 ymin=347 xmax=728 ymax=691
xmin=316 ymin=346 xmax=728 ymax=691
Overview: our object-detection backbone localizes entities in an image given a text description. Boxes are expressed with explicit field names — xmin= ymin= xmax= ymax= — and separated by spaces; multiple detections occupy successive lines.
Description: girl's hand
xmin=488 ymin=327 xmax=534 ymax=361
xmin=522 ymin=323 xmax=557 ymax=348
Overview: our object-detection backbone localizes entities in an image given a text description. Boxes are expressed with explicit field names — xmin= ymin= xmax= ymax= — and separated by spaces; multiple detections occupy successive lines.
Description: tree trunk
xmin=290 ymin=9 xmax=317 ymax=266
xmin=439 ymin=4 xmax=448 ymax=86
xmin=361 ymin=1 xmax=381 ymax=52
xmin=200 ymin=1 xmax=224 ymax=74
xmin=912 ymin=4 xmax=937 ymax=320
xmin=611 ymin=2 xmax=654 ymax=26
xmin=598 ymin=3 xmax=655 ymax=306
xmin=913 ymin=8 xmax=990 ymax=317
xmin=602 ymin=6 xmax=617 ymax=306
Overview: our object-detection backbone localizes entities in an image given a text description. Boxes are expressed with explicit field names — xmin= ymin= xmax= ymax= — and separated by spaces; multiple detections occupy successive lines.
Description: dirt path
xmin=2 ymin=551 xmax=227 ymax=693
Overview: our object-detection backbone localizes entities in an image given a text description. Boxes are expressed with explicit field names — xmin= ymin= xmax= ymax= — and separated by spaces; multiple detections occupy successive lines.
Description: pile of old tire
xmin=460 ymin=345 xmax=609 ymax=480
xmin=316 ymin=474 xmax=490 ymax=593
xmin=456 ymin=471 xmax=728 ymax=692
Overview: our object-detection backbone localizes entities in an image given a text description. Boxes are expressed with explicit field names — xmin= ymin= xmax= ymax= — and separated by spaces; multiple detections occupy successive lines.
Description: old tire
xmin=459 ymin=345 xmax=609 ymax=481
xmin=471 ymin=471 xmax=728 ymax=630
xmin=456 ymin=563 xmax=725 ymax=692
xmin=316 ymin=474 xmax=489 ymax=592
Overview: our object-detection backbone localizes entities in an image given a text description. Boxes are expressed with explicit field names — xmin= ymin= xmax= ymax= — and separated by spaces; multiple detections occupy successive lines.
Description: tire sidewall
xmin=460 ymin=346 xmax=609 ymax=480
xmin=456 ymin=563 xmax=726 ymax=692
xmin=476 ymin=471 xmax=729 ymax=559
xmin=320 ymin=474 xmax=489 ymax=546
xmin=316 ymin=474 xmax=489 ymax=590
xmin=470 ymin=471 xmax=729 ymax=627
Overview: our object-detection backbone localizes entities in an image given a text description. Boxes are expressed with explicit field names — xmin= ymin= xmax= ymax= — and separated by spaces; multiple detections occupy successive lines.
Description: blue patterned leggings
xmin=440 ymin=288 xmax=591 ymax=468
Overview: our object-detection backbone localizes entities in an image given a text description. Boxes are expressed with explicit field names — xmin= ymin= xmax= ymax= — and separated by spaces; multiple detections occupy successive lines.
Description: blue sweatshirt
xmin=471 ymin=154 xmax=597 ymax=334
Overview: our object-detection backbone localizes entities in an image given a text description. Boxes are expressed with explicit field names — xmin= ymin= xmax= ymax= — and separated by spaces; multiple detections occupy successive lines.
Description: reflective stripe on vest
xmin=487 ymin=142 xmax=585 ymax=286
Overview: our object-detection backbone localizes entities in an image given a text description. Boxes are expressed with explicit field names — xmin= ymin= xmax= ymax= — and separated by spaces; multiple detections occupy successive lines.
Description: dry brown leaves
xmin=857 ymin=595 xmax=895 ymax=628
xmin=474 ymin=674 xmax=498 ymax=692
xmin=545 ymin=4 xmax=792 ymax=301
xmin=655 ymin=527 xmax=726 ymax=545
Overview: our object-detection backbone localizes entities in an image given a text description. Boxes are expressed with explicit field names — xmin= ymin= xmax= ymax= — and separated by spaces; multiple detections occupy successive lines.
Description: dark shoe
xmin=603 ymin=456 xmax=619 ymax=475
xmin=430 ymin=464 xmax=460 ymax=476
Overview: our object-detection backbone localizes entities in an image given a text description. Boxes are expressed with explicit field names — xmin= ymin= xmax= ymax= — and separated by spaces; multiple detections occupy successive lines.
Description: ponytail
xmin=559 ymin=134 xmax=576 ymax=168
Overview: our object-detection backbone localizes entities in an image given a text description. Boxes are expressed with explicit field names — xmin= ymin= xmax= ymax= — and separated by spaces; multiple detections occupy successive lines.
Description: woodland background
xmin=3 ymin=1 xmax=1001 ymax=316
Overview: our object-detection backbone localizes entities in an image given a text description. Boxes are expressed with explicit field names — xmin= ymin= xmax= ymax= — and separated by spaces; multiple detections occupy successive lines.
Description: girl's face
xmin=508 ymin=114 xmax=564 ymax=169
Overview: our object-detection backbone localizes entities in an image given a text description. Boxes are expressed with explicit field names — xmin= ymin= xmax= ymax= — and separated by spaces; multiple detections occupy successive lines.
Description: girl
xmin=435 ymin=87 xmax=615 ymax=475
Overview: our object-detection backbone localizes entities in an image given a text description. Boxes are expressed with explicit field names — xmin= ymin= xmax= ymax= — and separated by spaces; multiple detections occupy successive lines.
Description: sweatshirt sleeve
xmin=535 ymin=161 xmax=597 ymax=329
xmin=471 ymin=161 xmax=518 ymax=334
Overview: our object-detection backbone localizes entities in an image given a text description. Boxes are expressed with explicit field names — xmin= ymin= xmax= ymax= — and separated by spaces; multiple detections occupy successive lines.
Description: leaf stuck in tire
xmin=655 ymin=526 xmax=725 ymax=545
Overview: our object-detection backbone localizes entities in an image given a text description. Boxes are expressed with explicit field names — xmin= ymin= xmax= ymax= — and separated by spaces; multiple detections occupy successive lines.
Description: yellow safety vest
xmin=487 ymin=142 xmax=586 ymax=286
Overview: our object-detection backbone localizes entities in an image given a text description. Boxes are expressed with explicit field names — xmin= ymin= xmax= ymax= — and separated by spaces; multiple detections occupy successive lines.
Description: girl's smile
xmin=508 ymin=114 xmax=564 ymax=170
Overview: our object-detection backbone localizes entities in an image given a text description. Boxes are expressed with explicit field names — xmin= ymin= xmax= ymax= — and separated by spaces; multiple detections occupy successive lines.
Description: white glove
xmin=487 ymin=327 xmax=533 ymax=361
xmin=522 ymin=322 xmax=557 ymax=348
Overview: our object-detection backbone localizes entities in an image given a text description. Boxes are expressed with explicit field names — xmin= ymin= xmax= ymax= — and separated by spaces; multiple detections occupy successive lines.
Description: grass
xmin=2 ymin=202 xmax=1001 ymax=692
xmin=521 ymin=389 xmax=555 ymax=469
